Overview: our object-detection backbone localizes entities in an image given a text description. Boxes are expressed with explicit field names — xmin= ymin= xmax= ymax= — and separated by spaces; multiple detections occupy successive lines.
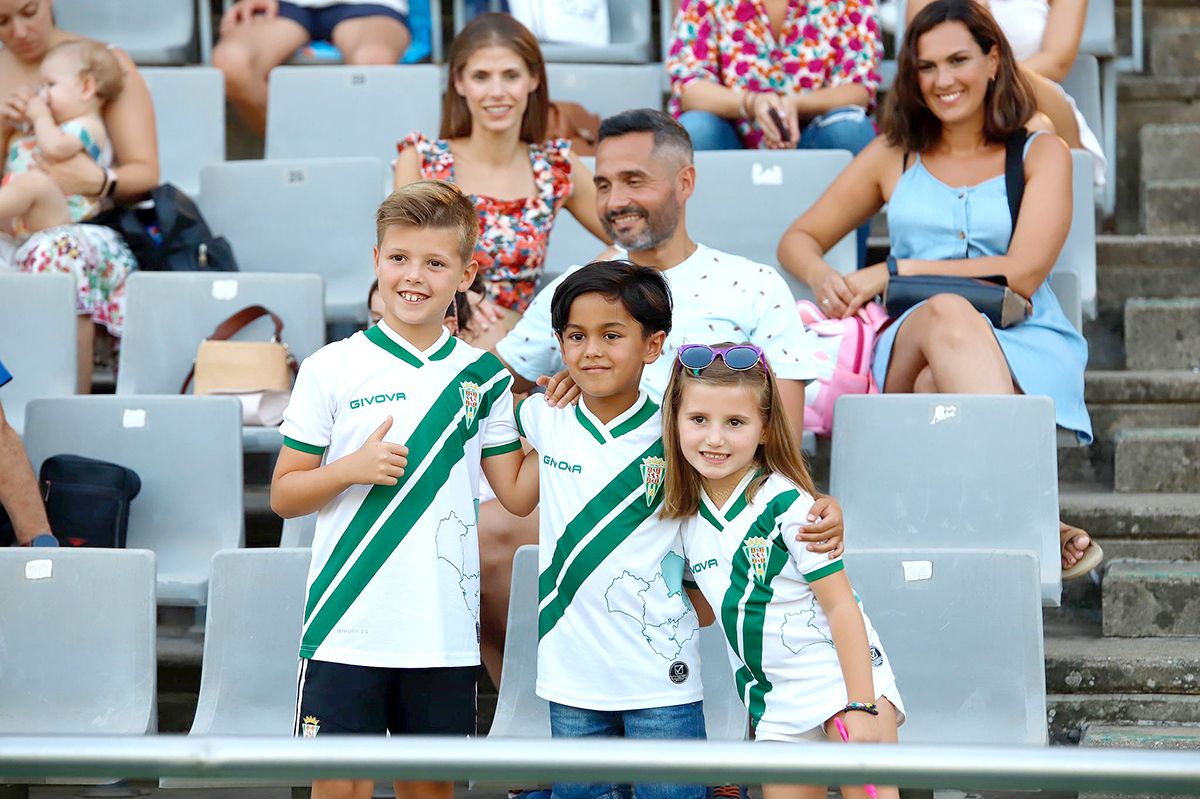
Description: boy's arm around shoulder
xmin=480 ymin=386 xmax=541 ymax=517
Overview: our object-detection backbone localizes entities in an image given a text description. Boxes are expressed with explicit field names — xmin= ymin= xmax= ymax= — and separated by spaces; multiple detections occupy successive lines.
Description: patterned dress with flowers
xmin=667 ymin=0 xmax=883 ymax=149
xmin=398 ymin=132 xmax=574 ymax=313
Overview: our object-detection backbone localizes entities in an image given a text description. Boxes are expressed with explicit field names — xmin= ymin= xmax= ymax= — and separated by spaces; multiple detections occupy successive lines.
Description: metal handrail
xmin=2 ymin=737 xmax=1199 ymax=793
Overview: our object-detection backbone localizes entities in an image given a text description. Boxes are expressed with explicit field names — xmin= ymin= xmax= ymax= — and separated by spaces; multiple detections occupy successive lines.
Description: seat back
xmin=117 ymin=272 xmax=325 ymax=395
xmin=0 ymin=274 xmax=76 ymax=434
xmin=54 ymin=0 xmax=198 ymax=63
xmin=1051 ymin=150 xmax=1098 ymax=319
xmin=843 ymin=549 xmax=1047 ymax=745
xmin=23 ymin=396 xmax=244 ymax=606
xmin=0 ymin=549 xmax=156 ymax=734
xmin=199 ymin=158 xmax=384 ymax=323
xmin=1080 ymin=0 xmax=1116 ymax=57
xmin=830 ymin=395 xmax=1061 ymax=605
xmin=280 ymin=513 xmax=318 ymax=549
xmin=1061 ymin=56 xmax=1103 ymax=147
xmin=265 ymin=66 xmax=442 ymax=162
xmin=545 ymin=63 xmax=664 ymax=118
xmin=141 ymin=67 xmax=225 ymax=197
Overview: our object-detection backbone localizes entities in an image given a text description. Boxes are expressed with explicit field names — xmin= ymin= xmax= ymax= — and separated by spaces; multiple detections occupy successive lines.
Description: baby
xmin=0 ymin=39 xmax=123 ymax=235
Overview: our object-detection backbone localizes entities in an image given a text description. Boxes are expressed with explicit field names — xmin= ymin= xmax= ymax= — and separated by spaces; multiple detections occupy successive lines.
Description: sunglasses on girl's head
xmin=677 ymin=344 xmax=766 ymax=372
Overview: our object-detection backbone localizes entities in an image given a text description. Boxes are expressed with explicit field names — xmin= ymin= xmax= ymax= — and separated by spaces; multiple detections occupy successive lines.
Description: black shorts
xmin=277 ymin=2 xmax=409 ymax=42
xmin=294 ymin=659 xmax=477 ymax=737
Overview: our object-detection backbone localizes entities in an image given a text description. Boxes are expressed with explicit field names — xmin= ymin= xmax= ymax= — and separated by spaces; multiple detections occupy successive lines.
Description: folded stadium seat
xmin=264 ymin=66 xmax=442 ymax=162
xmin=1079 ymin=0 xmax=1117 ymax=215
xmin=280 ymin=513 xmax=318 ymax=548
xmin=0 ymin=549 xmax=156 ymax=793
xmin=545 ymin=63 xmax=665 ymax=118
xmin=117 ymin=272 xmax=326 ymax=454
xmin=830 ymin=395 xmax=1063 ymax=606
xmin=454 ymin=0 xmax=653 ymax=64
xmin=842 ymin=548 xmax=1047 ymax=745
xmin=287 ymin=0 xmax=444 ymax=65
xmin=1053 ymin=150 xmax=1098 ymax=326
xmin=160 ymin=548 xmax=311 ymax=790
xmin=23 ymin=396 xmax=244 ymax=606
xmin=54 ymin=0 xmax=211 ymax=64
xmin=488 ymin=546 xmax=748 ymax=746
xmin=0 ymin=273 xmax=76 ymax=435
xmin=140 ymin=67 xmax=225 ymax=199
xmin=199 ymin=157 xmax=385 ymax=324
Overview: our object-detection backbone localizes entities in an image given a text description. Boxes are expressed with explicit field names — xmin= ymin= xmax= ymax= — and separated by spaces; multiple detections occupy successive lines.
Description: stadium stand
xmin=0 ymin=273 xmax=76 ymax=435
xmin=199 ymin=157 xmax=386 ymax=324
xmin=1057 ymin=150 xmax=1099 ymax=324
xmin=280 ymin=513 xmax=318 ymax=549
xmin=454 ymin=0 xmax=655 ymax=64
xmin=264 ymin=66 xmax=442 ymax=162
xmin=285 ymin=0 xmax=445 ymax=65
xmin=23 ymin=396 xmax=244 ymax=606
xmin=141 ymin=67 xmax=225 ymax=199
xmin=844 ymin=548 xmax=1048 ymax=745
xmin=1079 ymin=0 xmax=1118 ymax=215
xmin=544 ymin=63 xmax=665 ymax=119
xmin=54 ymin=0 xmax=212 ymax=64
xmin=830 ymin=395 xmax=1063 ymax=607
xmin=116 ymin=272 xmax=326 ymax=453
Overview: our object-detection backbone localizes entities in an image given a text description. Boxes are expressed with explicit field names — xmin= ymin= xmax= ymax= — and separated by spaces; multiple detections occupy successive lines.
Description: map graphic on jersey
xmin=435 ymin=511 xmax=480 ymax=622
xmin=605 ymin=552 xmax=698 ymax=660
xmin=780 ymin=598 xmax=835 ymax=655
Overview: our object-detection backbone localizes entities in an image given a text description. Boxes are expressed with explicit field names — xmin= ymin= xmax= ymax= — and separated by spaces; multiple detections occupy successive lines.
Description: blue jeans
xmin=678 ymin=105 xmax=876 ymax=268
xmin=549 ymin=701 xmax=708 ymax=799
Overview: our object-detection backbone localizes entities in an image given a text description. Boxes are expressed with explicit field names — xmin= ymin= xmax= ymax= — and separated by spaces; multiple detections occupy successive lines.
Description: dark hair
xmin=882 ymin=0 xmax=1035 ymax=152
xmin=442 ymin=13 xmax=549 ymax=143
xmin=550 ymin=260 xmax=673 ymax=338
xmin=597 ymin=108 xmax=694 ymax=165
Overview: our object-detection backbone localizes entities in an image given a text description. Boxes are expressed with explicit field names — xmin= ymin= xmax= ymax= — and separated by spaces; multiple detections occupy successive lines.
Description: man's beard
xmin=603 ymin=196 xmax=681 ymax=253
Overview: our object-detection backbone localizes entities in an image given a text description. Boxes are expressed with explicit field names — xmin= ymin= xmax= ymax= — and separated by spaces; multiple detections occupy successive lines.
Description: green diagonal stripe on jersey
xmin=538 ymin=485 xmax=663 ymax=639
xmin=538 ymin=439 xmax=664 ymax=603
xmin=303 ymin=355 xmax=509 ymax=622
xmin=736 ymin=537 xmax=790 ymax=722
xmin=301 ymin=375 xmax=512 ymax=654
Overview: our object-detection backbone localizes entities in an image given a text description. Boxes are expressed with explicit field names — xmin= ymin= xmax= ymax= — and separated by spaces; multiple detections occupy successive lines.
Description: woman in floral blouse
xmin=667 ymin=0 xmax=883 ymax=266
xmin=394 ymin=12 xmax=608 ymax=327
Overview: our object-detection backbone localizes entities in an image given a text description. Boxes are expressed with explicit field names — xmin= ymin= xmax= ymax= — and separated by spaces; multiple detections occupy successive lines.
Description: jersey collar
xmin=700 ymin=467 xmax=762 ymax=530
xmin=574 ymin=391 xmax=658 ymax=445
xmin=365 ymin=322 xmax=456 ymax=367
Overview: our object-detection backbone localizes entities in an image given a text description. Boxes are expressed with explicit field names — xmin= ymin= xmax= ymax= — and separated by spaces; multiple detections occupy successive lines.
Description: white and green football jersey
xmin=281 ymin=322 xmax=520 ymax=668
xmin=518 ymin=392 xmax=703 ymax=710
xmin=681 ymin=470 xmax=902 ymax=737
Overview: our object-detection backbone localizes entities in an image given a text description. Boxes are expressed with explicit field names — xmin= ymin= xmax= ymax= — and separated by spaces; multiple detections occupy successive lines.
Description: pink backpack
xmin=796 ymin=300 xmax=889 ymax=436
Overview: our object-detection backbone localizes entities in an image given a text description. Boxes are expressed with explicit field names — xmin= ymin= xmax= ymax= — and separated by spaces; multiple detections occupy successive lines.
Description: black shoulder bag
xmin=91 ymin=184 xmax=238 ymax=273
xmin=0 ymin=455 xmax=141 ymax=548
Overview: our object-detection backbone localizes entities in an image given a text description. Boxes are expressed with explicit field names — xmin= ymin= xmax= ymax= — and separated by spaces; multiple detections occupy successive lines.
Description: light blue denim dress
xmin=873 ymin=134 xmax=1094 ymax=444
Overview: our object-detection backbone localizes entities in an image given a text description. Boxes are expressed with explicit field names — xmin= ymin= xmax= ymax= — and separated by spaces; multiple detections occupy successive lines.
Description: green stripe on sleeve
xmin=284 ymin=436 xmax=326 ymax=456
xmin=483 ymin=440 xmax=522 ymax=458
xmin=803 ymin=559 xmax=845 ymax=583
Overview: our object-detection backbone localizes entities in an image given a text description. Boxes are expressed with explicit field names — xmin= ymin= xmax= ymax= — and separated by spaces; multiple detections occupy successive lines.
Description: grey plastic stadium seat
xmin=830 ymin=395 xmax=1062 ymax=606
xmin=23 ymin=396 xmax=244 ymax=606
xmin=1049 ymin=271 xmax=1082 ymax=335
xmin=55 ymin=0 xmax=210 ymax=64
xmin=0 ymin=549 xmax=156 ymax=736
xmin=200 ymin=158 xmax=385 ymax=324
xmin=117 ymin=272 xmax=325 ymax=453
xmin=0 ymin=273 xmax=75 ymax=435
xmin=545 ymin=63 xmax=665 ymax=118
xmin=265 ymin=66 xmax=442 ymax=162
xmin=455 ymin=0 xmax=653 ymax=63
xmin=1080 ymin=0 xmax=1116 ymax=58
xmin=1053 ymin=151 xmax=1097 ymax=321
xmin=1061 ymin=56 xmax=1102 ymax=153
xmin=842 ymin=548 xmax=1046 ymax=745
xmin=141 ymin=67 xmax=225 ymax=198
xmin=160 ymin=548 xmax=311 ymax=789
xmin=490 ymin=545 xmax=747 ymax=741
xmin=280 ymin=513 xmax=318 ymax=549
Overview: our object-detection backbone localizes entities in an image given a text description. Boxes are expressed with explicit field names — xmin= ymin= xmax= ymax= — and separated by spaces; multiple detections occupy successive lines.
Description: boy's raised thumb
xmin=369 ymin=416 xmax=393 ymax=441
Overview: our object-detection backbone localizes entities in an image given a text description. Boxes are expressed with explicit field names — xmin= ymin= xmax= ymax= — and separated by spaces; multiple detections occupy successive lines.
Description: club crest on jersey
xmin=460 ymin=381 xmax=481 ymax=426
xmin=641 ymin=456 xmax=666 ymax=505
xmin=743 ymin=536 xmax=771 ymax=582
xmin=301 ymin=715 xmax=320 ymax=738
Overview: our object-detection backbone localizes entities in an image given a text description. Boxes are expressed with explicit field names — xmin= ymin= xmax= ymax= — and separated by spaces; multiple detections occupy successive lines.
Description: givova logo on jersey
xmin=641 ymin=456 xmax=666 ymax=505
xmin=743 ymin=536 xmax=771 ymax=582
xmin=460 ymin=381 xmax=481 ymax=426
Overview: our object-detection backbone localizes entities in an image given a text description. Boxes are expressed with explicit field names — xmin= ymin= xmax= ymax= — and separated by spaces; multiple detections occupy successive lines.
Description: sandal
xmin=1060 ymin=521 xmax=1104 ymax=580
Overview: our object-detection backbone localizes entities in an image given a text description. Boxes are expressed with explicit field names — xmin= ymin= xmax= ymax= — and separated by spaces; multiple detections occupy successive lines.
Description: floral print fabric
xmin=667 ymin=0 xmax=883 ymax=148
xmin=398 ymin=132 xmax=574 ymax=313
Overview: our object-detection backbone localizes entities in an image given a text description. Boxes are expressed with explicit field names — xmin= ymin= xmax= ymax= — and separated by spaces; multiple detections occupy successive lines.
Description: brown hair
xmin=440 ymin=12 xmax=549 ymax=143
xmin=660 ymin=344 xmax=817 ymax=519
xmin=47 ymin=40 xmax=124 ymax=104
xmin=881 ymin=0 xmax=1035 ymax=152
xmin=375 ymin=179 xmax=479 ymax=262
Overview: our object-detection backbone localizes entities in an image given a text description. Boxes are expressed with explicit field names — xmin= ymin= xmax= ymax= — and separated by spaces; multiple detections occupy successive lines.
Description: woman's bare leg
xmin=1022 ymin=66 xmax=1082 ymax=149
xmin=76 ymin=315 xmax=94 ymax=393
xmin=883 ymin=295 xmax=1015 ymax=395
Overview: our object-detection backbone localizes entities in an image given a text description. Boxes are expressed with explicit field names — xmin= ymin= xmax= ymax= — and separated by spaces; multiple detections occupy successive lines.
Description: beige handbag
xmin=181 ymin=305 xmax=298 ymax=425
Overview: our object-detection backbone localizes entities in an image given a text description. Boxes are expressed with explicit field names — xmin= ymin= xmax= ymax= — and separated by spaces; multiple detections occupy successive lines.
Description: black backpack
xmin=92 ymin=183 xmax=238 ymax=272
xmin=0 ymin=455 xmax=141 ymax=548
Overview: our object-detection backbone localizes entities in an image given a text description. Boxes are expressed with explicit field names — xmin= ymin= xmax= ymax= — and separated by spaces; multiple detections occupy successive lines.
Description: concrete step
xmin=1103 ymin=559 xmax=1200 ymax=637
xmin=1046 ymin=635 xmax=1200 ymax=695
xmin=1114 ymin=428 xmax=1200 ymax=493
xmin=1150 ymin=27 xmax=1200 ymax=78
xmin=1079 ymin=723 xmax=1200 ymax=799
xmin=1048 ymin=693 xmax=1200 ymax=745
xmin=1142 ymin=179 xmax=1200 ymax=236
xmin=1140 ymin=126 xmax=1200 ymax=183
xmin=1059 ymin=490 xmax=1200 ymax=561
xmin=1075 ymin=371 xmax=1200 ymax=465
xmin=1124 ymin=299 xmax=1200 ymax=369
xmin=1097 ymin=234 xmax=1200 ymax=268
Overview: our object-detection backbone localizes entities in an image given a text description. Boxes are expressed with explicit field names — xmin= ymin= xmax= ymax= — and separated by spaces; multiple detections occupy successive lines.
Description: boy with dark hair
xmin=517 ymin=259 xmax=709 ymax=799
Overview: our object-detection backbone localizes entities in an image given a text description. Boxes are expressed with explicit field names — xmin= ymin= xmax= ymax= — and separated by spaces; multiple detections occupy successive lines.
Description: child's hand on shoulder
xmin=339 ymin=416 xmax=409 ymax=486
xmin=840 ymin=708 xmax=884 ymax=744
xmin=797 ymin=495 xmax=845 ymax=559
xmin=538 ymin=370 xmax=581 ymax=409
